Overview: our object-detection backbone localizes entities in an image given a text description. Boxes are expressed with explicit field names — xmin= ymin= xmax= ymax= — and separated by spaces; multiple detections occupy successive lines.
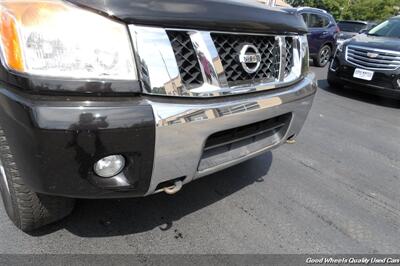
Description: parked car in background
xmin=328 ymin=16 xmax=400 ymax=99
xmin=297 ymin=7 xmax=339 ymax=67
xmin=337 ymin=20 xmax=377 ymax=45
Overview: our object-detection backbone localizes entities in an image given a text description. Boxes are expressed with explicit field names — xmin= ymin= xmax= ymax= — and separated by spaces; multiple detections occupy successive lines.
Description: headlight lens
xmin=335 ymin=40 xmax=348 ymax=57
xmin=0 ymin=0 xmax=136 ymax=80
xmin=337 ymin=42 xmax=344 ymax=52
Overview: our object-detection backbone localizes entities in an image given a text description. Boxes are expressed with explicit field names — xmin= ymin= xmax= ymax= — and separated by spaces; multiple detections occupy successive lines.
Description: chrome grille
xmin=346 ymin=45 xmax=400 ymax=71
xmin=284 ymin=38 xmax=294 ymax=77
xmin=211 ymin=33 xmax=281 ymax=86
xmin=131 ymin=25 xmax=304 ymax=97
xmin=167 ymin=31 xmax=204 ymax=87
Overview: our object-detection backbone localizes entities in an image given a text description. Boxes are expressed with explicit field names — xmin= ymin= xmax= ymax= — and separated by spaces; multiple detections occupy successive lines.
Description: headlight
xmin=336 ymin=39 xmax=345 ymax=46
xmin=0 ymin=0 xmax=136 ymax=80
xmin=337 ymin=42 xmax=344 ymax=52
xmin=335 ymin=40 xmax=349 ymax=55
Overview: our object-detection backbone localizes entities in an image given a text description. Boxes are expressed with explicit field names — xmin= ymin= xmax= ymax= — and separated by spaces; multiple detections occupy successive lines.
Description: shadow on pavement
xmin=318 ymin=78 xmax=400 ymax=109
xmin=31 ymin=152 xmax=273 ymax=237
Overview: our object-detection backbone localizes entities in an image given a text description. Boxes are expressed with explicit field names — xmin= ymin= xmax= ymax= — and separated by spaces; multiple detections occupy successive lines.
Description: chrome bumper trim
xmin=145 ymin=73 xmax=317 ymax=195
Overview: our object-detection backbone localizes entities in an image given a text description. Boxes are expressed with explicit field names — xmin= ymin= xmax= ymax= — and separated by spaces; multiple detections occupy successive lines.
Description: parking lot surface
xmin=0 ymin=66 xmax=399 ymax=254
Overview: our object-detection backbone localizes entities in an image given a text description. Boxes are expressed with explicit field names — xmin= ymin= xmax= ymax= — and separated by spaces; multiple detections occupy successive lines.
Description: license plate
xmin=353 ymin=68 xmax=374 ymax=81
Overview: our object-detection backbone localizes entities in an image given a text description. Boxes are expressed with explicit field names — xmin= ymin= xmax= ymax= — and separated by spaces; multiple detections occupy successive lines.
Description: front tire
xmin=314 ymin=45 xmax=332 ymax=67
xmin=0 ymin=128 xmax=75 ymax=232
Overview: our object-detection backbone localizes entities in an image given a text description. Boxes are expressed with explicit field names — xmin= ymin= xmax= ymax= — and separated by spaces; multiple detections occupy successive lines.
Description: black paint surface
xmin=67 ymin=0 xmax=307 ymax=34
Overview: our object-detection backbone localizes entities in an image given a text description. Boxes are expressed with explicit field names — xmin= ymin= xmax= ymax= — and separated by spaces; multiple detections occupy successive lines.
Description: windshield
xmin=368 ymin=19 xmax=400 ymax=38
xmin=338 ymin=22 xmax=367 ymax=32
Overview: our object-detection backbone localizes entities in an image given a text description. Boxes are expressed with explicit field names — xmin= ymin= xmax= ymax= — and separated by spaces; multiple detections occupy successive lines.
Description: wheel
xmin=0 ymin=127 xmax=75 ymax=232
xmin=313 ymin=45 xmax=332 ymax=67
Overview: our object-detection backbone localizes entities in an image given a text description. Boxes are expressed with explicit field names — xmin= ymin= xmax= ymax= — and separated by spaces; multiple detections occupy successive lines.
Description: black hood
xmin=347 ymin=34 xmax=400 ymax=52
xmin=66 ymin=0 xmax=307 ymax=34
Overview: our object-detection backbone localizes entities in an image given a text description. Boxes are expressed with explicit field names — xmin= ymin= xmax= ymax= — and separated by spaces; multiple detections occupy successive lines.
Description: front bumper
xmin=0 ymin=73 xmax=316 ymax=198
xmin=148 ymin=73 xmax=316 ymax=195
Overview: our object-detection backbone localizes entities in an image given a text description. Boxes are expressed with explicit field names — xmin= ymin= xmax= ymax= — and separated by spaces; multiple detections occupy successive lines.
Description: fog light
xmin=397 ymin=79 xmax=400 ymax=88
xmin=94 ymin=155 xmax=125 ymax=178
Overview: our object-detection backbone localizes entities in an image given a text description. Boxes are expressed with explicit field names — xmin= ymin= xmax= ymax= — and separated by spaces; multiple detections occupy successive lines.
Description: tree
xmin=287 ymin=0 xmax=400 ymax=21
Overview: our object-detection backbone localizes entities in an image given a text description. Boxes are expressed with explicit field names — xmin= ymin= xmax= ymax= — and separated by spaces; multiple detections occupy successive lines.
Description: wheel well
xmin=322 ymin=42 xmax=333 ymax=51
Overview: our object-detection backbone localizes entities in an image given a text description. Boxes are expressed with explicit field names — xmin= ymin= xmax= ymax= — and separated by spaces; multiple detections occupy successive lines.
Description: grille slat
xmin=346 ymin=46 xmax=400 ymax=70
xmin=348 ymin=50 xmax=400 ymax=61
xmin=198 ymin=114 xmax=291 ymax=172
xmin=347 ymin=57 xmax=399 ymax=68
xmin=211 ymin=33 xmax=281 ymax=86
xmin=284 ymin=38 xmax=294 ymax=77
xmin=347 ymin=53 xmax=400 ymax=64
xmin=203 ymin=122 xmax=286 ymax=152
xmin=166 ymin=31 xmax=295 ymax=89
xmin=167 ymin=31 xmax=204 ymax=87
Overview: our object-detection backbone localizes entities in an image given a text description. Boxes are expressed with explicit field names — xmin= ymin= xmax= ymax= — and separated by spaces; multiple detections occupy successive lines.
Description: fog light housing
xmin=94 ymin=155 xmax=125 ymax=178
xmin=393 ymin=78 xmax=400 ymax=90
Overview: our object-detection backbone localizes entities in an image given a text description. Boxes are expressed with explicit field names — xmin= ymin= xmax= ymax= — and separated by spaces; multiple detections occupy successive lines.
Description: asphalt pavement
xmin=0 ymin=66 xmax=399 ymax=254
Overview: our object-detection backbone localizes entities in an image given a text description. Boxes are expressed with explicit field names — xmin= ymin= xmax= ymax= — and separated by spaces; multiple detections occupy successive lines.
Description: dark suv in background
xmin=337 ymin=20 xmax=377 ymax=45
xmin=328 ymin=16 xmax=400 ymax=99
xmin=298 ymin=7 xmax=339 ymax=67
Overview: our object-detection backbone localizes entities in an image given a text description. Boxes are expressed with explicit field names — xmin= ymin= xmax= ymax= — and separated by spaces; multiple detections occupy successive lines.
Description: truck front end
xmin=0 ymin=0 xmax=316 ymax=231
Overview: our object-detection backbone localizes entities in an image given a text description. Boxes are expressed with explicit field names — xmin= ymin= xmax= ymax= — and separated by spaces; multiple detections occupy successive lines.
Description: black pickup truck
xmin=0 ymin=0 xmax=316 ymax=231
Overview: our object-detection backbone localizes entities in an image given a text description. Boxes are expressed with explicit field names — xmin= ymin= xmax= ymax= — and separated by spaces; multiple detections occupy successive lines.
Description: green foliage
xmin=286 ymin=0 xmax=400 ymax=22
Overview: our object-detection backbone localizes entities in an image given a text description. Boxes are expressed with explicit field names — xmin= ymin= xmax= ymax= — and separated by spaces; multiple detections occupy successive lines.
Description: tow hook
xmin=286 ymin=139 xmax=296 ymax=144
xmin=163 ymin=180 xmax=183 ymax=195
xmin=286 ymin=135 xmax=297 ymax=144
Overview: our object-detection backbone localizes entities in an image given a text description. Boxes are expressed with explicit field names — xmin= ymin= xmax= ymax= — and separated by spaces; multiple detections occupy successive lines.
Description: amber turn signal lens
xmin=0 ymin=1 xmax=63 ymax=72
xmin=0 ymin=11 xmax=24 ymax=71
